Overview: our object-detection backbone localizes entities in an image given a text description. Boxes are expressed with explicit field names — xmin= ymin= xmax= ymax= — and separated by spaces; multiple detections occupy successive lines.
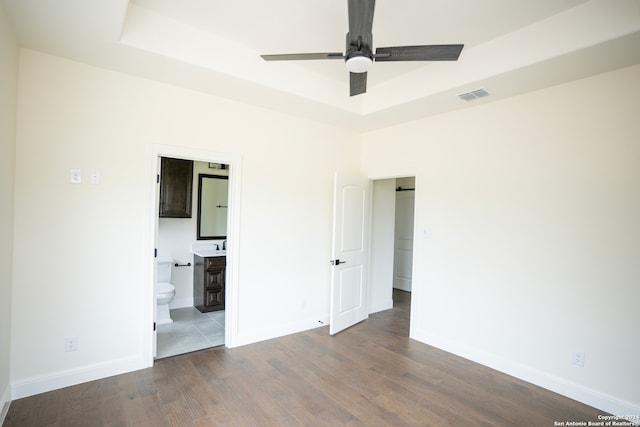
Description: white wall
xmin=0 ymin=4 xmax=18 ymax=420
xmin=11 ymin=50 xmax=360 ymax=398
xmin=362 ymin=65 xmax=640 ymax=415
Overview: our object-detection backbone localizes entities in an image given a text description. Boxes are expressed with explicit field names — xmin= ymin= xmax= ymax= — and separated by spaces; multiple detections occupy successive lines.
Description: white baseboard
xmin=237 ymin=314 xmax=330 ymax=347
xmin=11 ymin=355 xmax=149 ymax=400
xmin=370 ymin=299 xmax=393 ymax=314
xmin=412 ymin=328 xmax=640 ymax=419
xmin=393 ymin=281 xmax=412 ymax=292
xmin=1 ymin=383 xmax=10 ymax=425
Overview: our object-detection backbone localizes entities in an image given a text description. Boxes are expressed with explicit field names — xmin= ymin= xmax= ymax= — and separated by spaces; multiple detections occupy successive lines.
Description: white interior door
xmin=330 ymin=172 xmax=371 ymax=335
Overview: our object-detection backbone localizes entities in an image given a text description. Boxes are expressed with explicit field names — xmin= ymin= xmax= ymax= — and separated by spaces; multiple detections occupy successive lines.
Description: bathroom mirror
xmin=197 ymin=174 xmax=229 ymax=240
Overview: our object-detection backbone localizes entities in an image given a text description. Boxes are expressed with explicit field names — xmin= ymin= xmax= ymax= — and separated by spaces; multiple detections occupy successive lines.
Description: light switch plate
xmin=70 ymin=169 xmax=81 ymax=184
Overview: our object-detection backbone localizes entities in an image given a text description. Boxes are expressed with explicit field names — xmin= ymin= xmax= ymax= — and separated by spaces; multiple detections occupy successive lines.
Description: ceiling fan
xmin=261 ymin=0 xmax=464 ymax=97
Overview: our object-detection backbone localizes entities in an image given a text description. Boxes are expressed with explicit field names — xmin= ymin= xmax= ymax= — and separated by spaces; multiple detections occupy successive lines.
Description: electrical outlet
xmin=572 ymin=351 xmax=585 ymax=367
xmin=64 ymin=336 xmax=78 ymax=352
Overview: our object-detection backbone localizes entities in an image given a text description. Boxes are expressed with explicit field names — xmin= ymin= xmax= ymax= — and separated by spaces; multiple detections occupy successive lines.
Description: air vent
xmin=470 ymin=89 xmax=490 ymax=98
xmin=458 ymin=92 xmax=476 ymax=101
xmin=458 ymin=88 xmax=490 ymax=101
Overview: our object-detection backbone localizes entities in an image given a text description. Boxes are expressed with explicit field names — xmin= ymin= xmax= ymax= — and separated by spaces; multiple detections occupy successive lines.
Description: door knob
xmin=330 ymin=259 xmax=346 ymax=265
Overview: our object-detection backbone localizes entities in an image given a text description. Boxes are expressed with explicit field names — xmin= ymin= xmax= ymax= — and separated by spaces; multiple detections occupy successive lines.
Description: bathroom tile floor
xmin=156 ymin=307 xmax=225 ymax=359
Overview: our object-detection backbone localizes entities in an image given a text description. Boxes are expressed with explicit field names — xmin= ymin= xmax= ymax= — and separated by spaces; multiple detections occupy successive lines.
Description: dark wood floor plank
xmin=285 ymin=350 xmax=410 ymax=426
xmin=4 ymin=290 xmax=606 ymax=426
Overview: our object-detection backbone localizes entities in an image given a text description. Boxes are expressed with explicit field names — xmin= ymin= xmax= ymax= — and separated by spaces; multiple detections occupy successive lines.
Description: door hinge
xmin=153 ymin=322 xmax=156 ymax=331
xmin=156 ymin=174 xmax=160 ymax=184
xmin=154 ymin=248 xmax=157 ymax=258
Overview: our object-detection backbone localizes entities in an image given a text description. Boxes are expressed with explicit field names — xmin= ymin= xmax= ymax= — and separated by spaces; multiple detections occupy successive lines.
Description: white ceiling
xmin=3 ymin=0 xmax=640 ymax=131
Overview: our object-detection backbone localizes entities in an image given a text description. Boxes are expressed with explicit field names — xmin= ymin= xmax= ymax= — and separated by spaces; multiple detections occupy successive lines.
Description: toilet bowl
xmin=156 ymin=256 xmax=175 ymax=325
xmin=156 ymin=282 xmax=175 ymax=305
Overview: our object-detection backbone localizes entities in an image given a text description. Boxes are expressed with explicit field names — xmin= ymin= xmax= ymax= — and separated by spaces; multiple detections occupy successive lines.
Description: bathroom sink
xmin=191 ymin=242 xmax=226 ymax=257
xmin=192 ymin=249 xmax=226 ymax=257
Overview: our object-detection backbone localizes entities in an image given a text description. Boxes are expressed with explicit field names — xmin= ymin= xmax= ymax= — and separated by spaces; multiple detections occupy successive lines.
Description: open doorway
xmin=370 ymin=177 xmax=415 ymax=335
xmin=147 ymin=145 xmax=241 ymax=363
xmin=392 ymin=177 xmax=414 ymax=334
xmin=155 ymin=158 xmax=229 ymax=359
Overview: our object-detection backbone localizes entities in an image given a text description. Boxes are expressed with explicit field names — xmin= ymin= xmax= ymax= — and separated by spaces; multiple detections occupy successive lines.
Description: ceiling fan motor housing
xmin=345 ymin=32 xmax=374 ymax=73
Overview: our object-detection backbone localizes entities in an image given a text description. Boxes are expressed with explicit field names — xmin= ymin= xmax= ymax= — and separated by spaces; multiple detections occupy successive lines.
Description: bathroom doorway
xmin=148 ymin=145 xmax=241 ymax=363
xmin=156 ymin=159 xmax=228 ymax=358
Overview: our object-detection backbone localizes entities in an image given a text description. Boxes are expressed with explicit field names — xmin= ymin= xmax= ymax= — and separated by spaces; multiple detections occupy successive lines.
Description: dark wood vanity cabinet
xmin=194 ymin=255 xmax=226 ymax=312
xmin=159 ymin=157 xmax=193 ymax=218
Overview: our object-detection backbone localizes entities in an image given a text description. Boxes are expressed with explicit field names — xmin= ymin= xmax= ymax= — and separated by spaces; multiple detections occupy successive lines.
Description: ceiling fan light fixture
xmin=345 ymin=55 xmax=373 ymax=73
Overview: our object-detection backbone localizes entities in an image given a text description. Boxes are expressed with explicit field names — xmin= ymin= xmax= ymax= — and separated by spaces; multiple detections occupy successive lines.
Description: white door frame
xmin=393 ymin=186 xmax=415 ymax=292
xmin=369 ymin=173 xmax=418 ymax=339
xmin=145 ymin=144 xmax=242 ymax=365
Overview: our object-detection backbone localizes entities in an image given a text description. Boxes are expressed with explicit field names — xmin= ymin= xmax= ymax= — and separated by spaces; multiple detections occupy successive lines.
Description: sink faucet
xmin=222 ymin=240 xmax=227 ymax=250
xmin=213 ymin=243 xmax=220 ymax=250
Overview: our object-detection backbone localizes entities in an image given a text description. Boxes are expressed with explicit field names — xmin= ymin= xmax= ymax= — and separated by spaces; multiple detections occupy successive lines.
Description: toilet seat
xmin=156 ymin=282 xmax=175 ymax=293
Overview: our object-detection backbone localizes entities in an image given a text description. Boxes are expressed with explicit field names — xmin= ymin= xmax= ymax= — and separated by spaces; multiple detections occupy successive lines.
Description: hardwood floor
xmin=5 ymin=290 xmax=605 ymax=426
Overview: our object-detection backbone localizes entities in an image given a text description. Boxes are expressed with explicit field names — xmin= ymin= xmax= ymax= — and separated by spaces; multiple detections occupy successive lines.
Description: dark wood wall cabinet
xmin=159 ymin=157 xmax=193 ymax=218
xmin=194 ymin=255 xmax=226 ymax=312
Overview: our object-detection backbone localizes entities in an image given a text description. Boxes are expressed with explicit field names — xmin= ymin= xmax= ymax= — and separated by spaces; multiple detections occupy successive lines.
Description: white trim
xmin=148 ymin=144 xmax=242 ymax=362
xmin=369 ymin=299 xmax=393 ymax=314
xmin=412 ymin=328 xmax=640 ymax=418
xmin=1 ymin=383 xmax=10 ymax=425
xmin=11 ymin=355 xmax=145 ymax=400
xmin=238 ymin=315 xmax=329 ymax=347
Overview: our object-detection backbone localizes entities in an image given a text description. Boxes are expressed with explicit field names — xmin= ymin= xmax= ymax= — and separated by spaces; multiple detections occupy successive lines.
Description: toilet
xmin=156 ymin=256 xmax=176 ymax=325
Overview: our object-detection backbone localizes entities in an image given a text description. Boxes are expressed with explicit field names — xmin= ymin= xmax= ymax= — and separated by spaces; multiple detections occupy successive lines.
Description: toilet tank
xmin=156 ymin=256 xmax=173 ymax=283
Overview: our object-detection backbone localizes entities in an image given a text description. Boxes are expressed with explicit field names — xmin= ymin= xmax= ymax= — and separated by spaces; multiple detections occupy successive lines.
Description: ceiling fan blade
xmin=375 ymin=44 xmax=464 ymax=61
xmin=350 ymin=72 xmax=367 ymax=96
xmin=347 ymin=0 xmax=375 ymax=48
xmin=261 ymin=53 xmax=344 ymax=61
